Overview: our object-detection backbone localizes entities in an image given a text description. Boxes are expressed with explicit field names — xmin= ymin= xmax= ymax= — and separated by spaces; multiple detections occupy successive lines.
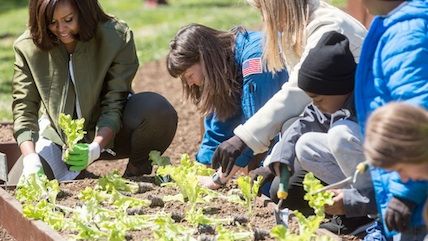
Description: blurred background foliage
xmin=0 ymin=0 xmax=346 ymax=121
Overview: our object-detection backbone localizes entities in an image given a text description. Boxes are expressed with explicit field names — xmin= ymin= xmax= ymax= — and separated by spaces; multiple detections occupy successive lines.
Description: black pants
xmin=101 ymin=92 xmax=177 ymax=174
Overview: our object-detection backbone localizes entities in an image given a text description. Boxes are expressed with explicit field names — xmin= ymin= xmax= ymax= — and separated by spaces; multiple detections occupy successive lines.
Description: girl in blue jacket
xmin=166 ymin=23 xmax=288 ymax=188
xmin=364 ymin=102 xmax=428 ymax=237
xmin=355 ymin=0 xmax=428 ymax=239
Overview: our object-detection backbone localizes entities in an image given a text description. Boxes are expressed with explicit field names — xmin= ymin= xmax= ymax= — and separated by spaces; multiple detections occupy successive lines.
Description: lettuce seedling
xmin=236 ymin=175 xmax=263 ymax=215
xmin=58 ymin=113 xmax=86 ymax=160
xmin=157 ymin=154 xmax=215 ymax=204
xmin=149 ymin=150 xmax=171 ymax=166
xmin=16 ymin=174 xmax=65 ymax=230
xmin=98 ymin=171 xmax=139 ymax=193
xmin=149 ymin=150 xmax=172 ymax=184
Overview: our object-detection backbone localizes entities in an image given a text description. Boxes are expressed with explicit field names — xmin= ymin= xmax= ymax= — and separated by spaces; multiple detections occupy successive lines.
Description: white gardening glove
xmin=18 ymin=153 xmax=45 ymax=185
xmin=64 ymin=142 xmax=101 ymax=172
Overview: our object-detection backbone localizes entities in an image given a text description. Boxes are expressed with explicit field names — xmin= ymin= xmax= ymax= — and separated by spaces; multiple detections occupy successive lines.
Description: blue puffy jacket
xmin=354 ymin=0 xmax=428 ymax=237
xmin=196 ymin=30 xmax=288 ymax=166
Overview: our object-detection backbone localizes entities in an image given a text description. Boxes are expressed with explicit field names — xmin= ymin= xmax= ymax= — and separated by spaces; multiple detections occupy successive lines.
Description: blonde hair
xmin=364 ymin=102 xmax=428 ymax=168
xmin=247 ymin=0 xmax=316 ymax=73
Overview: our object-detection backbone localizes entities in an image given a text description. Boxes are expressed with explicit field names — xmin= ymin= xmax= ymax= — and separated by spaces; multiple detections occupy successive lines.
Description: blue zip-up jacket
xmin=354 ymin=0 xmax=428 ymax=237
xmin=196 ymin=31 xmax=288 ymax=166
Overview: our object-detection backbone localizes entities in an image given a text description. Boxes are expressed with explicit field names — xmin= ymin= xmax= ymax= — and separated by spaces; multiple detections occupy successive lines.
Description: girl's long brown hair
xmin=364 ymin=102 xmax=428 ymax=168
xmin=29 ymin=0 xmax=112 ymax=50
xmin=166 ymin=23 xmax=242 ymax=121
xmin=247 ymin=0 xmax=315 ymax=73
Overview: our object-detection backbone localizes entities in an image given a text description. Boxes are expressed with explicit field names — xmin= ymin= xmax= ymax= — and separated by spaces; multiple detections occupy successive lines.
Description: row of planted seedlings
xmin=14 ymin=114 xmax=336 ymax=240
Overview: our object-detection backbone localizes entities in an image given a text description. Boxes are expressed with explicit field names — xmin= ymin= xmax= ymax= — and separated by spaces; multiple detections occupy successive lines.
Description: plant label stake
xmin=0 ymin=152 xmax=8 ymax=184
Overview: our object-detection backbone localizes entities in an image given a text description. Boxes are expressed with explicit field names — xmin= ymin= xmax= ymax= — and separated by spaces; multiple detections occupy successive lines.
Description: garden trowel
xmin=274 ymin=163 xmax=291 ymax=226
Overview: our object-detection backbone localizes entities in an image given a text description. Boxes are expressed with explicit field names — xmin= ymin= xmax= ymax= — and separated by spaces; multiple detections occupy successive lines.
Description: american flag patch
xmin=242 ymin=57 xmax=262 ymax=77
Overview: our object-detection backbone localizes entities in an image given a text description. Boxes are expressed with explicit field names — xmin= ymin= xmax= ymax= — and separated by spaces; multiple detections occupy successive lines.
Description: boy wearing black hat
xmin=266 ymin=31 xmax=376 ymax=235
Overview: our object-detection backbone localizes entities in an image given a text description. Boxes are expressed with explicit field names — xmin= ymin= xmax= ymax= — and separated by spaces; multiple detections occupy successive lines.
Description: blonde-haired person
xmin=365 ymin=102 xmax=428 ymax=180
xmin=212 ymin=0 xmax=367 ymax=178
xmin=365 ymin=102 xmax=428 ymax=234
xmin=354 ymin=0 xmax=428 ymax=239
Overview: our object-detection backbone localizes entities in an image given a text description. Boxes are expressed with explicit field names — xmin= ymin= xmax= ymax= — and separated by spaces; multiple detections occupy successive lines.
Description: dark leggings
xmin=100 ymin=92 xmax=178 ymax=174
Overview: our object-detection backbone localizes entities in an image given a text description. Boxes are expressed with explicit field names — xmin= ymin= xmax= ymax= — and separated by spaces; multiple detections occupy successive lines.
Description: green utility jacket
xmin=12 ymin=19 xmax=139 ymax=146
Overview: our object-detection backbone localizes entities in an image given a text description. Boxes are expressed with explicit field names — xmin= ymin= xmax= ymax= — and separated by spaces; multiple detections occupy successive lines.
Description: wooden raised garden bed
xmin=0 ymin=123 xmax=20 ymax=174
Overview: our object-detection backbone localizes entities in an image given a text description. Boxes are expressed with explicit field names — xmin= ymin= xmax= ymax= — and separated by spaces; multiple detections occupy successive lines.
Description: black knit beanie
xmin=298 ymin=31 xmax=356 ymax=95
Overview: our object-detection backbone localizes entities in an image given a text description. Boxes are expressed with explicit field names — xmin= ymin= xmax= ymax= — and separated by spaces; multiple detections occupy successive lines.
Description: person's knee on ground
xmin=121 ymin=92 xmax=178 ymax=176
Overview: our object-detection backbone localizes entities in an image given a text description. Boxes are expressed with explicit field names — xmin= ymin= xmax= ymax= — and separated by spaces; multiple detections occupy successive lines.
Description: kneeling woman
xmin=9 ymin=0 xmax=177 ymax=183
xmin=167 ymin=23 xmax=288 ymax=188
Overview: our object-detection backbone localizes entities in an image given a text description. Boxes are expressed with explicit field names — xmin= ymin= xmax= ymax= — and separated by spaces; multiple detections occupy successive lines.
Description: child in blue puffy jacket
xmin=355 ymin=0 xmax=428 ymax=239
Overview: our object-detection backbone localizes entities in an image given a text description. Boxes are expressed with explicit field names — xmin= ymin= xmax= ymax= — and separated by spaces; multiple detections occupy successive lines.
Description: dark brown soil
xmin=0 ymin=226 xmax=16 ymax=241
xmin=1 ymin=60 xmax=360 ymax=240
xmin=56 ymin=178 xmax=279 ymax=241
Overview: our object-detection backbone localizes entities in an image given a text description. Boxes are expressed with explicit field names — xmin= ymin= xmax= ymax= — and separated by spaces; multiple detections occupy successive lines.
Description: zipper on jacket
xmin=68 ymin=54 xmax=82 ymax=119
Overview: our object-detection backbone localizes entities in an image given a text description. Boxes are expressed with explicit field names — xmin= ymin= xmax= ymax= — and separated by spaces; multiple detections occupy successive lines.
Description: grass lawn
xmin=0 ymin=0 xmax=348 ymax=122
xmin=0 ymin=0 xmax=261 ymax=121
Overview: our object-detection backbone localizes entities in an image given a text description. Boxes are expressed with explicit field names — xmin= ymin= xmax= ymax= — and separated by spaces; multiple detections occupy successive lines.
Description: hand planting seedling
xmin=58 ymin=113 xmax=102 ymax=172
xmin=271 ymin=172 xmax=334 ymax=241
xmin=58 ymin=113 xmax=86 ymax=161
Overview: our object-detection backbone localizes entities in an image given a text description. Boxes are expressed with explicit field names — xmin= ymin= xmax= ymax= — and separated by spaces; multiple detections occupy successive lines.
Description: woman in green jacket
xmin=9 ymin=0 xmax=177 ymax=183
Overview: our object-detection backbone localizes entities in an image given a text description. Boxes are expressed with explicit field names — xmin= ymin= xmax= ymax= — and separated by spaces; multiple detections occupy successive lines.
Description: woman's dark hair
xmin=28 ymin=0 xmax=113 ymax=50
xmin=166 ymin=23 xmax=244 ymax=121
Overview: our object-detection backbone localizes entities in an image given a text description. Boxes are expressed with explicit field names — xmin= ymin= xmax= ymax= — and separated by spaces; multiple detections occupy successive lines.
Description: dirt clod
xmin=148 ymin=195 xmax=164 ymax=208
xmin=57 ymin=189 xmax=72 ymax=199
xmin=203 ymin=206 xmax=220 ymax=215
xmin=253 ymin=228 xmax=270 ymax=240
xmin=127 ymin=207 xmax=145 ymax=215
xmin=137 ymin=182 xmax=155 ymax=193
xmin=171 ymin=211 xmax=184 ymax=223
xmin=233 ymin=215 xmax=249 ymax=225
xmin=197 ymin=224 xmax=216 ymax=235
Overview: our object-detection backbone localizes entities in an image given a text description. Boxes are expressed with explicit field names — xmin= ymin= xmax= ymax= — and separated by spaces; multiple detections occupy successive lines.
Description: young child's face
xmin=306 ymin=92 xmax=350 ymax=114
xmin=390 ymin=162 xmax=428 ymax=182
xmin=182 ymin=63 xmax=204 ymax=87
xmin=361 ymin=0 xmax=404 ymax=15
